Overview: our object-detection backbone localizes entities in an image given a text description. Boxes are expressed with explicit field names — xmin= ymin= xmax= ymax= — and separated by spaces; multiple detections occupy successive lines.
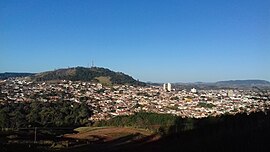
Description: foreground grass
xmin=65 ymin=126 xmax=154 ymax=141
xmin=74 ymin=126 xmax=109 ymax=133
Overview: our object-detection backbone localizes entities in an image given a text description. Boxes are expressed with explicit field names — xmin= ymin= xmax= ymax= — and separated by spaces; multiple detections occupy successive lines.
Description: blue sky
xmin=1 ymin=0 xmax=269 ymax=82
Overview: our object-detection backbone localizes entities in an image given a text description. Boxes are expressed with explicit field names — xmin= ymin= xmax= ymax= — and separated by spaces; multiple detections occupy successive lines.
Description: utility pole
xmin=34 ymin=127 xmax=37 ymax=143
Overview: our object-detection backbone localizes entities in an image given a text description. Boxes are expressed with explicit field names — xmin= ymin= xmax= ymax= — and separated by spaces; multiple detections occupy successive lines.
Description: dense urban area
xmin=1 ymin=77 xmax=269 ymax=123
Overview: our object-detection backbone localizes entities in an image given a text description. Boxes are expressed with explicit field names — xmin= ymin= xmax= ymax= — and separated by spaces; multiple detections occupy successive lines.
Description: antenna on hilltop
xmin=91 ymin=60 xmax=95 ymax=67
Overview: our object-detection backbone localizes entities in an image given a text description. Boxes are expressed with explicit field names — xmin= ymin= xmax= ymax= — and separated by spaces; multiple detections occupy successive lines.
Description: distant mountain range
xmin=216 ymin=80 xmax=270 ymax=86
xmin=0 ymin=72 xmax=34 ymax=79
xmin=173 ymin=80 xmax=270 ymax=90
xmin=0 ymin=67 xmax=144 ymax=86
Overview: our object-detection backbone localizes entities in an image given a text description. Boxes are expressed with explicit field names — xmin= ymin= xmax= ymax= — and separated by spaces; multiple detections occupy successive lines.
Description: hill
xmin=31 ymin=67 xmax=145 ymax=86
xmin=216 ymin=80 xmax=270 ymax=86
xmin=173 ymin=80 xmax=270 ymax=90
xmin=0 ymin=72 xmax=34 ymax=80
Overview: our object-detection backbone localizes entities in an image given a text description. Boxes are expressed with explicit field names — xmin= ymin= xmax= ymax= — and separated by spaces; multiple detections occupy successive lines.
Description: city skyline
xmin=1 ymin=0 xmax=270 ymax=82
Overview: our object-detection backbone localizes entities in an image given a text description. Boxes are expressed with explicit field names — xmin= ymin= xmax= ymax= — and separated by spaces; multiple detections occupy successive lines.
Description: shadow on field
xmin=128 ymin=111 xmax=270 ymax=152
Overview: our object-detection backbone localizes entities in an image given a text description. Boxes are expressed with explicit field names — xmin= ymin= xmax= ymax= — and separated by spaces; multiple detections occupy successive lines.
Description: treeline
xmin=94 ymin=112 xmax=186 ymax=134
xmin=94 ymin=111 xmax=270 ymax=135
xmin=33 ymin=67 xmax=146 ymax=86
xmin=0 ymin=100 xmax=92 ymax=129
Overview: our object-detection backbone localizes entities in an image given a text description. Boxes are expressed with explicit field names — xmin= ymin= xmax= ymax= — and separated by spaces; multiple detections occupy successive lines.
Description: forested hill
xmin=32 ymin=67 xmax=145 ymax=86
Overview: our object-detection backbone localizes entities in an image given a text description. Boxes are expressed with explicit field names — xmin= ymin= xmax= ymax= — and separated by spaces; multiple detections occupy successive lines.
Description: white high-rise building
xmin=163 ymin=83 xmax=167 ymax=91
xmin=167 ymin=83 xmax=172 ymax=91
xmin=163 ymin=83 xmax=172 ymax=92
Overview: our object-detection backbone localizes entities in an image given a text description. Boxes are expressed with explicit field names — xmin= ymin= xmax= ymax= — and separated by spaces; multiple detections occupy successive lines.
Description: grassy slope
xmin=61 ymin=127 xmax=158 ymax=152
xmin=95 ymin=76 xmax=112 ymax=86
xmin=64 ymin=127 xmax=153 ymax=141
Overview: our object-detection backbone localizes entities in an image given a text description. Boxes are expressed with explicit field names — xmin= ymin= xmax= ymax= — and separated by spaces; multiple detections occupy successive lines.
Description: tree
xmin=0 ymin=108 xmax=9 ymax=128
xmin=27 ymin=101 xmax=41 ymax=127
xmin=10 ymin=110 xmax=25 ymax=128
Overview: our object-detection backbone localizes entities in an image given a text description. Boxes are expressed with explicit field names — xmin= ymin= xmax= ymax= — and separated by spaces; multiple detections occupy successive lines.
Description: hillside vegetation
xmin=94 ymin=112 xmax=195 ymax=134
xmin=93 ymin=111 xmax=270 ymax=136
xmin=32 ymin=67 xmax=145 ymax=86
